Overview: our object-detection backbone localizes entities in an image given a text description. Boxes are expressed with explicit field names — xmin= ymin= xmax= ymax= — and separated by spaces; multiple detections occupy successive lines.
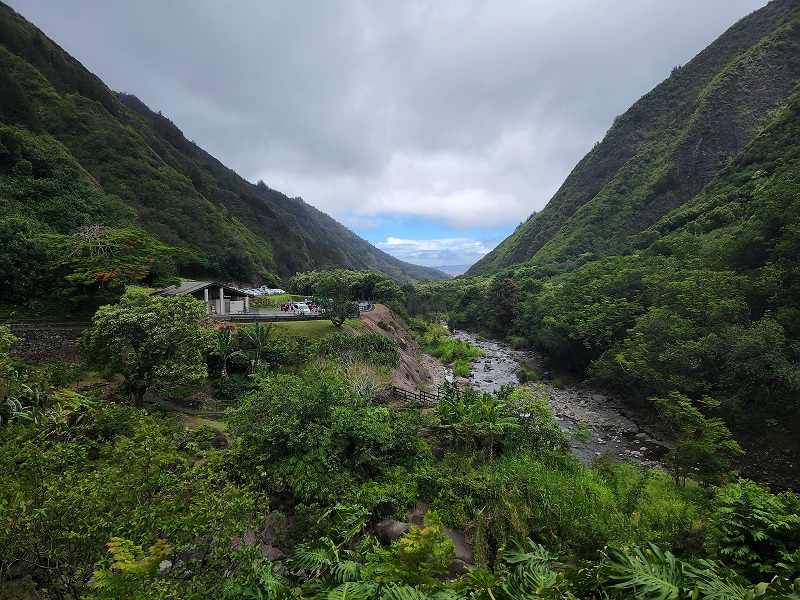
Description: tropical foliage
xmin=4 ymin=292 xmax=800 ymax=597
xmin=4 ymin=0 xmax=800 ymax=596
xmin=79 ymin=290 xmax=213 ymax=408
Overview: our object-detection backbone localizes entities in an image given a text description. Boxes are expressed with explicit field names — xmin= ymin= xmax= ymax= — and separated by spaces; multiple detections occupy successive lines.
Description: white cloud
xmin=376 ymin=236 xmax=498 ymax=268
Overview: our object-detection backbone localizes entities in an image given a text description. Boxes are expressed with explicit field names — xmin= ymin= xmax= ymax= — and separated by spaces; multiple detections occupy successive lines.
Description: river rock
xmin=448 ymin=559 xmax=472 ymax=578
xmin=444 ymin=527 xmax=475 ymax=564
xmin=374 ymin=520 xmax=410 ymax=545
xmin=447 ymin=329 xmax=671 ymax=470
xmin=260 ymin=544 xmax=286 ymax=561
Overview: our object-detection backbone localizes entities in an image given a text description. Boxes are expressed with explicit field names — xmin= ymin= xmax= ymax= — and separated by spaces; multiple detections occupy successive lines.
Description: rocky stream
xmin=425 ymin=330 xmax=672 ymax=470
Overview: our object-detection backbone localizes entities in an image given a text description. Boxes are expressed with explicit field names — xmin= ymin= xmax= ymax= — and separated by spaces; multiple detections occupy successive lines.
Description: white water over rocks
xmin=431 ymin=330 xmax=671 ymax=469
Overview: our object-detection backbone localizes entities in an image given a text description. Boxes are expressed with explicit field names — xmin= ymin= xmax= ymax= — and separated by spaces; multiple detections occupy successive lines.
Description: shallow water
xmin=450 ymin=330 xmax=670 ymax=469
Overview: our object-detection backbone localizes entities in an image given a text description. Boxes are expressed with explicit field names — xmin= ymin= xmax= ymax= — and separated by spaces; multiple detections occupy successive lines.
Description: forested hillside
xmin=410 ymin=0 xmax=800 ymax=487
xmin=468 ymin=0 xmax=800 ymax=275
xmin=0 ymin=0 xmax=446 ymax=308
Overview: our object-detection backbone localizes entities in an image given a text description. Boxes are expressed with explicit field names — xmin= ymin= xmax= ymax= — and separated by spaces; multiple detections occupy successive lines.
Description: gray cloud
xmin=11 ymin=0 xmax=766 ymax=236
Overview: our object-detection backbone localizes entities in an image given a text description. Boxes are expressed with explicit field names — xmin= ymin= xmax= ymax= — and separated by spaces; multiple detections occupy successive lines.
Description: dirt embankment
xmin=343 ymin=304 xmax=438 ymax=393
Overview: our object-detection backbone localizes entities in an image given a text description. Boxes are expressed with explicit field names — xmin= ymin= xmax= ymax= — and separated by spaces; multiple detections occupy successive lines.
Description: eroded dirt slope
xmin=344 ymin=304 xmax=436 ymax=392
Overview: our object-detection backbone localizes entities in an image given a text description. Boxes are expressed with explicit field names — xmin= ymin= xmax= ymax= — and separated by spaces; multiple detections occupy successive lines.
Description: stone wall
xmin=6 ymin=322 xmax=90 ymax=363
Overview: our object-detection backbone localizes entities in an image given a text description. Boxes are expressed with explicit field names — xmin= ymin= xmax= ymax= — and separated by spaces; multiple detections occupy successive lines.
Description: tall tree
xmin=79 ymin=290 xmax=212 ymax=408
xmin=316 ymin=272 xmax=359 ymax=328
xmin=48 ymin=226 xmax=181 ymax=294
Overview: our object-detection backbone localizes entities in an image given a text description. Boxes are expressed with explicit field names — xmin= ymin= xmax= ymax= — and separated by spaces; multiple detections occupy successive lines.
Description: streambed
xmin=435 ymin=331 xmax=671 ymax=470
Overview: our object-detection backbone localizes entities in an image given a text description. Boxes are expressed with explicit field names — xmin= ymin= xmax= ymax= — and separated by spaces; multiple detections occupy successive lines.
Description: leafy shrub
xmin=87 ymin=403 xmax=141 ymax=440
xmin=517 ymin=368 xmax=541 ymax=384
xmin=0 ymin=398 xmax=260 ymax=598
xmin=420 ymin=327 xmax=484 ymax=365
xmin=508 ymin=336 xmax=529 ymax=349
xmin=212 ymin=373 xmax=250 ymax=405
xmin=42 ymin=361 xmax=86 ymax=389
xmin=452 ymin=358 xmax=471 ymax=378
xmin=363 ymin=512 xmax=455 ymax=587
xmin=707 ymin=479 xmax=800 ymax=580
xmin=593 ymin=457 xmax=709 ymax=556
xmin=317 ymin=331 xmax=400 ymax=368
xmin=227 ymin=371 xmax=423 ymax=506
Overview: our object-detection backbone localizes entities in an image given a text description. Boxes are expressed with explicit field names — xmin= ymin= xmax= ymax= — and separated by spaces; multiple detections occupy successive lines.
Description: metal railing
xmin=214 ymin=312 xmax=328 ymax=323
xmin=391 ymin=385 xmax=441 ymax=407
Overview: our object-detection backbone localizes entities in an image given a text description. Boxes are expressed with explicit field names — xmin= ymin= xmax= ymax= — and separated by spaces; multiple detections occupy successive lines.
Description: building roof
xmin=152 ymin=281 xmax=254 ymax=297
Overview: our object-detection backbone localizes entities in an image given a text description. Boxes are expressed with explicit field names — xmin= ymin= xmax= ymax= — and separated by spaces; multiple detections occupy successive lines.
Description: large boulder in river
xmin=374 ymin=520 xmax=410 ymax=545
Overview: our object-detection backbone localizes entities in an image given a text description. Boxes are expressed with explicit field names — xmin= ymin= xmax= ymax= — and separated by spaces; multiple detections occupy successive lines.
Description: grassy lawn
xmin=273 ymin=319 xmax=360 ymax=340
xmin=181 ymin=414 xmax=228 ymax=431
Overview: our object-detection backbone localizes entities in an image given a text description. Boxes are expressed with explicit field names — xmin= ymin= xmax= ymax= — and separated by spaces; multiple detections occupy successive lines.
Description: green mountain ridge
xmin=0 ymin=1 xmax=447 ymax=287
xmin=405 ymin=0 xmax=800 ymax=488
xmin=468 ymin=0 xmax=800 ymax=275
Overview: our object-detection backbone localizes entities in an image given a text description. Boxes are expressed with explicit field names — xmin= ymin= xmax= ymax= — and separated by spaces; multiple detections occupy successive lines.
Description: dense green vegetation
xmin=407 ymin=88 xmax=800 ymax=487
xmin=3 ymin=0 xmax=800 ymax=596
xmin=3 ymin=293 xmax=800 ymax=597
xmin=80 ymin=290 xmax=213 ymax=408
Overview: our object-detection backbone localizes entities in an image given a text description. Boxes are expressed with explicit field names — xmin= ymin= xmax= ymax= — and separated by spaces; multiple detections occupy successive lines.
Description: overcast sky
xmin=11 ymin=1 xmax=767 ymax=272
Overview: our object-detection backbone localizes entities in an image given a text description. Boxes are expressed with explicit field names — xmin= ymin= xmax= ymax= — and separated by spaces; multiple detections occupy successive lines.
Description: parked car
xmin=294 ymin=302 xmax=312 ymax=315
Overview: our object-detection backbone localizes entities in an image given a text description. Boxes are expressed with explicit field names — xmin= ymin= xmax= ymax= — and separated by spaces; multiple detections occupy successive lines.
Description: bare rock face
xmin=260 ymin=544 xmax=286 ymax=562
xmin=373 ymin=519 xmax=410 ymax=545
xmin=344 ymin=304 xmax=435 ymax=392
xmin=444 ymin=527 xmax=475 ymax=564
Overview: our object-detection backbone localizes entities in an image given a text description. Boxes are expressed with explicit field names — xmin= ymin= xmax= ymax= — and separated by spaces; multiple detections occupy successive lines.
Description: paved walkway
xmin=142 ymin=394 xmax=225 ymax=417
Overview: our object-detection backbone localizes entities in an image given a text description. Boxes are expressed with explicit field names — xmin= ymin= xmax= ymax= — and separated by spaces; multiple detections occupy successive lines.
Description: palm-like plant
xmin=434 ymin=386 xmax=519 ymax=461
xmin=242 ymin=322 xmax=274 ymax=372
xmin=212 ymin=326 xmax=241 ymax=382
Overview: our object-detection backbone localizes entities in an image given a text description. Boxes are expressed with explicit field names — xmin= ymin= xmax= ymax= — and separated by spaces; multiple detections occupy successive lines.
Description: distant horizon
xmin=431 ymin=264 xmax=471 ymax=277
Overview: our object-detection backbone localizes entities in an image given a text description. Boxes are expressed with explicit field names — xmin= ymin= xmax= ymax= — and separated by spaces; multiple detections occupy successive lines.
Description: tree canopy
xmin=79 ymin=290 xmax=213 ymax=408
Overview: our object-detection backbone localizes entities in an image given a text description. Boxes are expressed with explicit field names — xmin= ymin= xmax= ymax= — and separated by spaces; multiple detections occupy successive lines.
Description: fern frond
xmin=320 ymin=503 xmax=371 ymax=544
xmin=255 ymin=562 xmax=295 ymax=598
xmin=331 ymin=560 xmax=362 ymax=584
xmin=286 ymin=537 xmax=338 ymax=579
xmin=453 ymin=568 xmax=503 ymax=596
xmin=600 ymin=544 xmax=686 ymax=600
xmin=503 ymin=562 xmax=561 ymax=598
xmin=693 ymin=575 xmax=751 ymax=600
xmin=503 ymin=538 xmax=563 ymax=567
xmin=326 ymin=580 xmax=379 ymax=599
xmin=685 ymin=559 xmax=751 ymax=600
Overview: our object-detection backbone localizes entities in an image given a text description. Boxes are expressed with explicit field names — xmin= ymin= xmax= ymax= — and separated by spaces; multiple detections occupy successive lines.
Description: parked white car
xmin=293 ymin=302 xmax=312 ymax=315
